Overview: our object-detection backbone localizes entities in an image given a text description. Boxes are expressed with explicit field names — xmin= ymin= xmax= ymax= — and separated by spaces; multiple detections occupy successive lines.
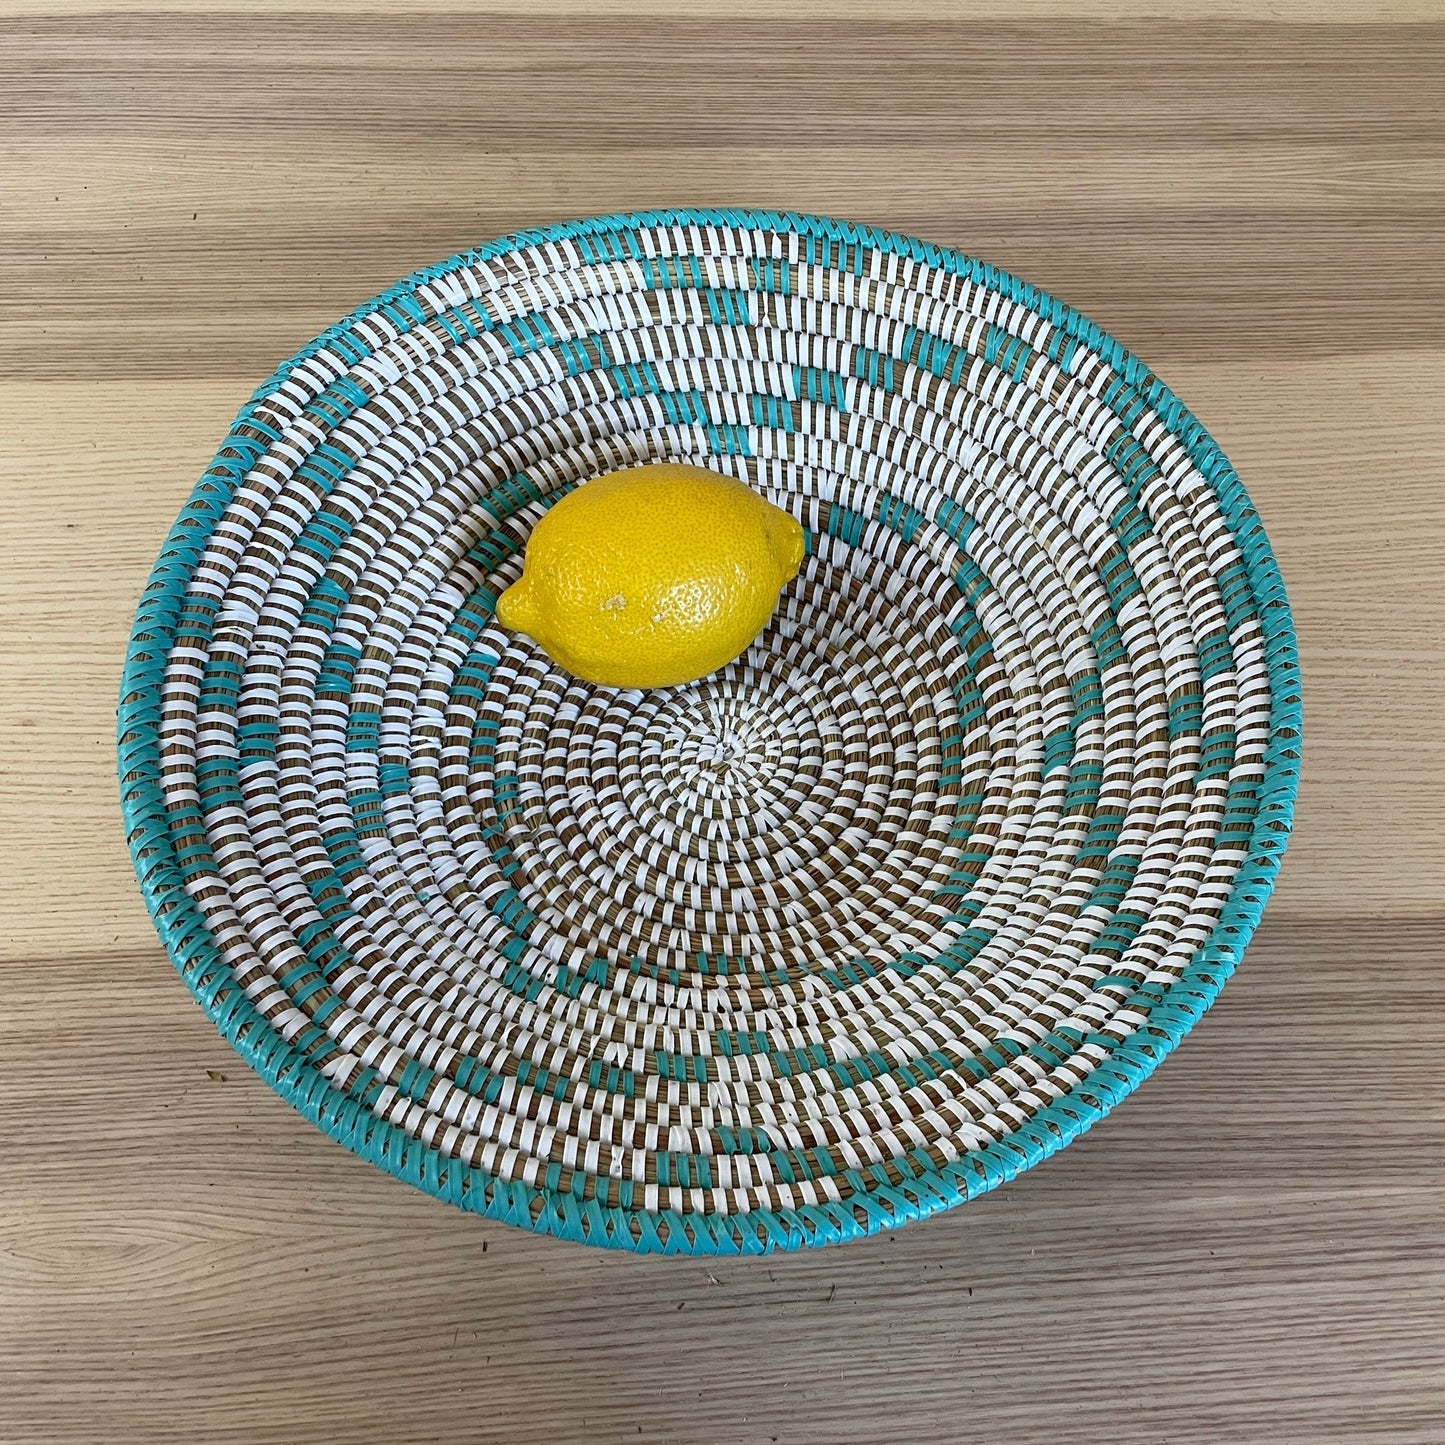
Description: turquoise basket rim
xmin=117 ymin=207 xmax=1302 ymax=1254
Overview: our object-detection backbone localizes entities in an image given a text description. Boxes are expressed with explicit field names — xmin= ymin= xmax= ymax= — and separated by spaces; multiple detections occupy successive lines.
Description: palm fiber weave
xmin=118 ymin=210 xmax=1301 ymax=1254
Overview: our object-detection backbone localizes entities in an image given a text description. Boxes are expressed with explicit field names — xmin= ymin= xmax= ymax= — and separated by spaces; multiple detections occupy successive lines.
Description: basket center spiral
xmin=122 ymin=211 xmax=1298 ymax=1252
xmin=478 ymin=551 xmax=983 ymax=1001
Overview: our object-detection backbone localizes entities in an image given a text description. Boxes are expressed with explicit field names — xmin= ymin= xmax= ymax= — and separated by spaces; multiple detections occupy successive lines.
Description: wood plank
xmin=8 ymin=0 xmax=1443 ymax=19
xmin=2 ymin=19 xmax=1443 ymax=376
xmin=1 ymin=923 xmax=1441 ymax=1445
xmin=0 ymin=382 xmax=244 ymax=964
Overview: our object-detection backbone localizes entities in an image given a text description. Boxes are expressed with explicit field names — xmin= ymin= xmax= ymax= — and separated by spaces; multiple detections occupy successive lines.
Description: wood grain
xmin=1 ymin=5 xmax=1443 ymax=1442
xmin=4 ymin=17 xmax=1445 ymax=378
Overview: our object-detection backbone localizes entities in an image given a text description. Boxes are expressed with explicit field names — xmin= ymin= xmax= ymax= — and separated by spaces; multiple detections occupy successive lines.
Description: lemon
xmin=495 ymin=462 xmax=805 ymax=688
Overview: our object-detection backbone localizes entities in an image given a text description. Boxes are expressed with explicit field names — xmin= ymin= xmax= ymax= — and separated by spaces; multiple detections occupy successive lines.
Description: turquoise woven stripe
xmin=1041 ymin=725 xmax=1075 ymax=775
xmin=316 ymin=639 xmax=361 ymax=697
xmin=116 ymin=208 xmax=1302 ymax=1255
xmin=794 ymin=365 xmax=850 ymax=411
xmin=295 ymin=507 xmax=356 ymax=568
xmin=750 ymin=392 xmax=795 ymax=432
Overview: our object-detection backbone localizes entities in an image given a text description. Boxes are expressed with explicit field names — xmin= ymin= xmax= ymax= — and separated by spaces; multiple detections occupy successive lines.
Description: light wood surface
xmin=2 ymin=7 xmax=1443 ymax=1443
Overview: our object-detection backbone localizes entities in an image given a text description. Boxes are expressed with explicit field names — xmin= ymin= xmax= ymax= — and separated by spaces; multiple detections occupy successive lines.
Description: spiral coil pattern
xmin=119 ymin=211 xmax=1299 ymax=1253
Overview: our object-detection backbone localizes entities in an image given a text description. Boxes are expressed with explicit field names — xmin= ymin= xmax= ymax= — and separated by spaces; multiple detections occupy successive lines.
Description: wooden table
xmin=3 ymin=4 xmax=1443 ymax=1441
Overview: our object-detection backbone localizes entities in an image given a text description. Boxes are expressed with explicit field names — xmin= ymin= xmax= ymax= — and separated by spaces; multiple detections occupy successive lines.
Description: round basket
xmin=118 ymin=209 xmax=1300 ymax=1254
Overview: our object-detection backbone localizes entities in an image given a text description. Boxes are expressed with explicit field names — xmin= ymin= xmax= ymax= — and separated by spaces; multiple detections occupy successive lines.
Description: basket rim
xmin=117 ymin=206 xmax=1302 ymax=1254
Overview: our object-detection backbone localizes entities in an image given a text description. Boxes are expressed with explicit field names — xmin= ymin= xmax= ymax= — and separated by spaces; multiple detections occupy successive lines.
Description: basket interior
xmin=119 ymin=210 xmax=1300 ymax=1253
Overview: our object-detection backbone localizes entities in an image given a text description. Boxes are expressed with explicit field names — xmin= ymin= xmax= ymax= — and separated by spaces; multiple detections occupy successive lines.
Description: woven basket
xmin=119 ymin=209 xmax=1300 ymax=1254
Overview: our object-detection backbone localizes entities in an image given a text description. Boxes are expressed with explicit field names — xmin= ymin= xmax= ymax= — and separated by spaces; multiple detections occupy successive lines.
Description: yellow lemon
xmin=495 ymin=462 xmax=805 ymax=688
